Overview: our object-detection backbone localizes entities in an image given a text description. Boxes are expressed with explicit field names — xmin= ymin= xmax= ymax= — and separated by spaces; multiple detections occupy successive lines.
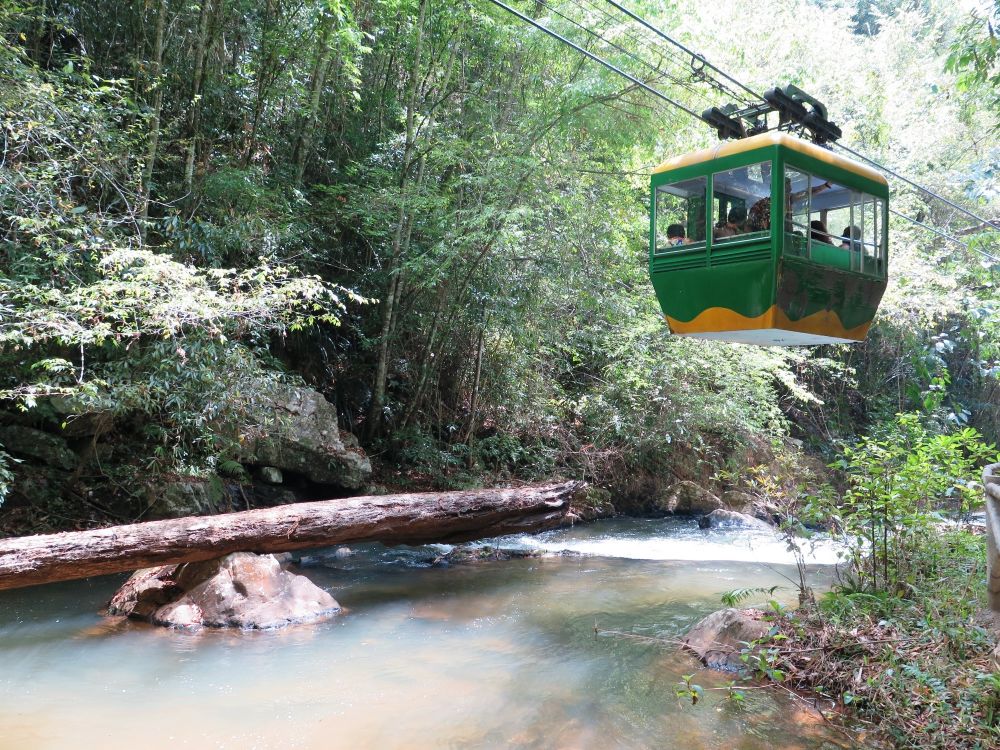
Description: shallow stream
xmin=0 ymin=518 xmax=853 ymax=749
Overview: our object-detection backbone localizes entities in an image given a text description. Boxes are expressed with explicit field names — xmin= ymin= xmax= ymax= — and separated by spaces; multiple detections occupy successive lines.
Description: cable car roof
xmin=652 ymin=132 xmax=888 ymax=186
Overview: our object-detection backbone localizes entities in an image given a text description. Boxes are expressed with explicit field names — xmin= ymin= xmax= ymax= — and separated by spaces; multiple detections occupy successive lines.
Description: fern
xmin=721 ymin=585 xmax=780 ymax=607
xmin=217 ymin=459 xmax=248 ymax=479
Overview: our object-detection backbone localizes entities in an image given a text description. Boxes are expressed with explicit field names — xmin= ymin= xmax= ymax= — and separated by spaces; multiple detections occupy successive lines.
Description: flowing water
xmin=0 ymin=518 xmax=853 ymax=749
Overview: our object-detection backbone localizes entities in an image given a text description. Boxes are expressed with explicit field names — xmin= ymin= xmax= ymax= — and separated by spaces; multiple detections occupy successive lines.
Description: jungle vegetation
xmin=1 ymin=0 xmax=997 ymax=505
xmin=2 ymin=0 xmax=1000 ymax=744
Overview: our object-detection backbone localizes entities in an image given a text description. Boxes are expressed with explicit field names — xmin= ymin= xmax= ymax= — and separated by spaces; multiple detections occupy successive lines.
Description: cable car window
xmin=872 ymin=198 xmax=886 ymax=275
xmin=784 ymin=168 xmax=812 ymax=257
xmin=808 ymin=181 xmax=842 ymax=248
xmin=654 ymin=177 xmax=707 ymax=254
xmin=711 ymin=161 xmax=770 ymax=244
xmin=783 ymin=165 xmax=885 ymax=276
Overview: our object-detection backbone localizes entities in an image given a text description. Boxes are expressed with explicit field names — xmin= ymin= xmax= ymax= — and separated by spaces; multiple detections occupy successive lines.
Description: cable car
xmin=649 ymin=132 xmax=888 ymax=345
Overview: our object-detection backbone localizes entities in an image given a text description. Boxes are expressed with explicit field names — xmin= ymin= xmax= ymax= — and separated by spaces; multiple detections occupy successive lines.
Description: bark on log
xmin=0 ymin=482 xmax=583 ymax=591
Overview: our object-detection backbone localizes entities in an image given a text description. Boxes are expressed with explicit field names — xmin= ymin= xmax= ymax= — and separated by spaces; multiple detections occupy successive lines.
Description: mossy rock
xmin=654 ymin=480 xmax=723 ymax=515
xmin=571 ymin=486 xmax=615 ymax=521
xmin=144 ymin=476 xmax=228 ymax=519
xmin=246 ymin=385 xmax=371 ymax=489
xmin=0 ymin=425 xmax=77 ymax=471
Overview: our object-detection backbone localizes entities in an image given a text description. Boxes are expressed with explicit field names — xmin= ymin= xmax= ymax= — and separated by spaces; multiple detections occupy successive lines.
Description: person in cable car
xmin=840 ymin=225 xmax=862 ymax=250
xmin=810 ymin=219 xmax=832 ymax=243
xmin=714 ymin=207 xmax=746 ymax=239
xmin=747 ymin=178 xmax=833 ymax=231
xmin=667 ymin=223 xmax=689 ymax=246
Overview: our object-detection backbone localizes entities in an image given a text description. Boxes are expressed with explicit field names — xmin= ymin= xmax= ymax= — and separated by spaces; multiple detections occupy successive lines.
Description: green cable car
xmin=648 ymin=132 xmax=888 ymax=345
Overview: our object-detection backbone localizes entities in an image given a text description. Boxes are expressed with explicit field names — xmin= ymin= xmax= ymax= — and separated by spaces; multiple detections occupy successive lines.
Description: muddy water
xmin=0 ymin=518 xmax=851 ymax=749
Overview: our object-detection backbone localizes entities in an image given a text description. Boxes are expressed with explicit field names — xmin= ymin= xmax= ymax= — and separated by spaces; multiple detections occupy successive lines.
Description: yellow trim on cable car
xmin=665 ymin=305 xmax=872 ymax=341
xmin=651 ymin=132 xmax=888 ymax=186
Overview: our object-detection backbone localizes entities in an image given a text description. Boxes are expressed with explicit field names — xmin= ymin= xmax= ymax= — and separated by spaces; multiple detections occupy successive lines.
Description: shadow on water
xmin=0 ymin=517 xmax=853 ymax=750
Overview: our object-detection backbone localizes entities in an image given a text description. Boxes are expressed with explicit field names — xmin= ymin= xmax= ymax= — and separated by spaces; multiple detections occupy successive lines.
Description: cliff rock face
xmin=248 ymin=385 xmax=371 ymax=489
xmin=0 ymin=426 xmax=77 ymax=470
xmin=107 ymin=552 xmax=340 ymax=629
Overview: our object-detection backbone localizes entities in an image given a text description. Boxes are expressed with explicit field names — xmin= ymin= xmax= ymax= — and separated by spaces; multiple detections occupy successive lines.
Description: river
xmin=0 ymin=517 xmax=853 ymax=749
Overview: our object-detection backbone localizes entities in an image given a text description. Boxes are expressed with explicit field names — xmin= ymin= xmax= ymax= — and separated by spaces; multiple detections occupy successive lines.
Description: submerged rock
xmin=107 ymin=552 xmax=340 ymax=629
xmin=654 ymin=481 xmax=723 ymax=516
xmin=431 ymin=545 xmax=542 ymax=566
xmin=247 ymin=385 xmax=371 ymax=489
xmin=699 ymin=509 xmax=773 ymax=530
xmin=682 ymin=607 xmax=771 ymax=670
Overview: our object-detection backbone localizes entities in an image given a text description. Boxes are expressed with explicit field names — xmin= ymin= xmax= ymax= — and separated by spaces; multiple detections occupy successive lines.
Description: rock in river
xmin=107 ymin=552 xmax=341 ymax=629
xmin=682 ymin=608 xmax=771 ymax=670
xmin=699 ymin=509 xmax=773 ymax=530
xmin=654 ymin=480 xmax=723 ymax=516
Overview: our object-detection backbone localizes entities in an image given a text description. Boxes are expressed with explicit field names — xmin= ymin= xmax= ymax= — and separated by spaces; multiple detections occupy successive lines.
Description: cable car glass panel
xmin=782 ymin=165 xmax=887 ymax=278
xmin=711 ymin=162 xmax=770 ymax=245
xmin=870 ymin=198 xmax=885 ymax=275
xmin=784 ymin=167 xmax=811 ymax=258
xmin=654 ymin=177 xmax=706 ymax=254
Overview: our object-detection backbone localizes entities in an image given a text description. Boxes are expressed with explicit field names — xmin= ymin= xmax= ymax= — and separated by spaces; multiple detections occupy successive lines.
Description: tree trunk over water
xmin=0 ymin=482 xmax=582 ymax=591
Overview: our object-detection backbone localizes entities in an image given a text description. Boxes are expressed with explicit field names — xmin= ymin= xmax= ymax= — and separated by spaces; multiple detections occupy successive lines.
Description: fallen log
xmin=0 ymin=481 xmax=583 ymax=591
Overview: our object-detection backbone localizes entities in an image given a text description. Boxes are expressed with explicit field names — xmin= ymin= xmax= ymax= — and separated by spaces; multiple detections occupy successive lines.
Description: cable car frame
xmin=649 ymin=132 xmax=889 ymax=346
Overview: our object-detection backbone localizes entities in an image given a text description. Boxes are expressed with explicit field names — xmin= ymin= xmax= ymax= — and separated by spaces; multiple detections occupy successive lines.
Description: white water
xmin=498 ymin=517 xmax=847 ymax=565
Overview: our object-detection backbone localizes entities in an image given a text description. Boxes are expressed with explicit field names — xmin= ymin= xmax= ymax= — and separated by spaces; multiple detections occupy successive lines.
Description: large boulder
xmin=48 ymin=396 xmax=115 ymax=438
xmin=682 ymin=608 xmax=771 ymax=670
xmin=247 ymin=385 xmax=370 ymax=489
xmin=107 ymin=552 xmax=340 ymax=629
xmin=144 ymin=476 xmax=228 ymax=519
xmin=0 ymin=425 xmax=77 ymax=470
xmin=654 ymin=480 xmax=723 ymax=516
xmin=699 ymin=509 xmax=773 ymax=531
xmin=720 ymin=490 xmax=754 ymax=512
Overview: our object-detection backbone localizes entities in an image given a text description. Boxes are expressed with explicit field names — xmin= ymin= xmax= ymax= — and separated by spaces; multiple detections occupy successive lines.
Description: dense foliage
xmin=828 ymin=413 xmax=995 ymax=594
xmin=2 ymin=0 xmax=1000 ymax=745
xmin=0 ymin=0 xmax=997 ymax=511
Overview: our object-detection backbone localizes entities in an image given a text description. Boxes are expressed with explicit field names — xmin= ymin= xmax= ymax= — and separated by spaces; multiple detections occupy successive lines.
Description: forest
xmin=2 ymin=0 xmax=1000 ymax=746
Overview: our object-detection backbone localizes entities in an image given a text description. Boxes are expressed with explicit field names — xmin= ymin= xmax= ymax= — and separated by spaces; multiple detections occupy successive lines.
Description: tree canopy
xmin=0 ymin=0 xmax=997 ymax=508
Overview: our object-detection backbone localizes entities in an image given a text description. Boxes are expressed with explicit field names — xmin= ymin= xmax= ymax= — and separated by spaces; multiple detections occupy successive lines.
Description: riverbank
xmin=0 ymin=371 xmax=837 ymax=541
xmin=718 ymin=525 xmax=999 ymax=750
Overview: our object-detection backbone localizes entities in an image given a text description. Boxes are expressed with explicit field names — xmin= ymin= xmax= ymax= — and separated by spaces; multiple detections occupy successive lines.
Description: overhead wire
xmin=541 ymin=0 xmax=735 ymax=112
xmin=567 ymin=0 xmax=722 ymax=105
xmin=835 ymin=141 xmax=1000 ymax=231
xmin=484 ymin=0 xmax=1000 ymax=259
xmin=600 ymin=0 xmax=762 ymax=106
xmin=530 ymin=0 xmax=711 ymax=104
xmin=481 ymin=0 xmax=707 ymax=123
xmin=889 ymin=208 xmax=1000 ymax=262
